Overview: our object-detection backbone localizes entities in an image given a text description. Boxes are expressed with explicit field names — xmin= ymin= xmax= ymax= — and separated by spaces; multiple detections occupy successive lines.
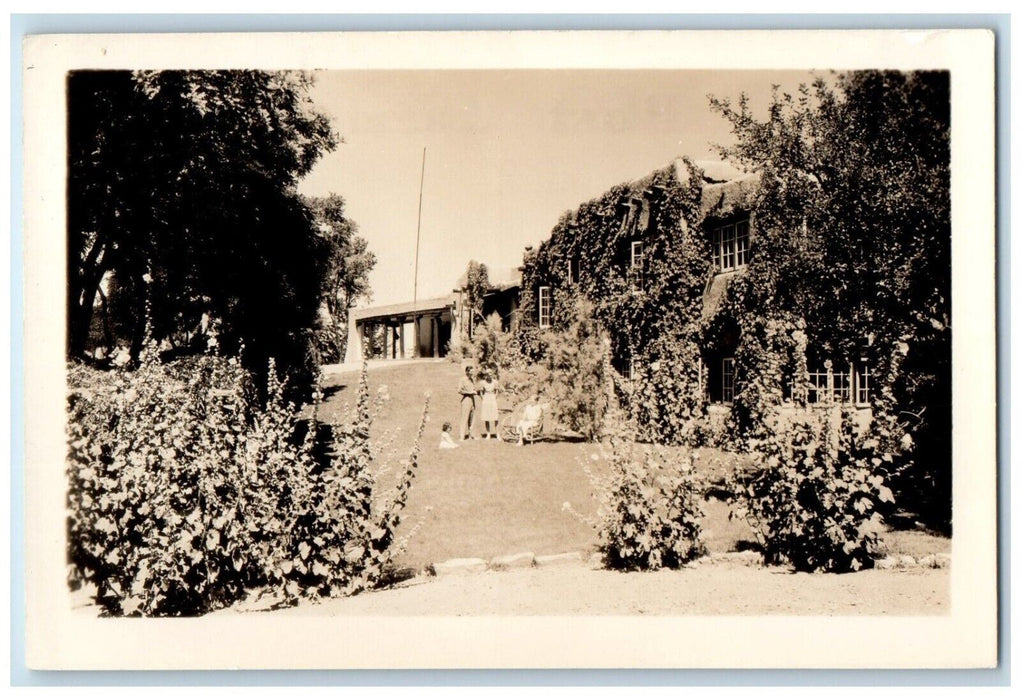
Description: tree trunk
xmin=67 ymin=233 xmax=109 ymax=359
xmin=68 ymin=298 xmax=95 ymax=358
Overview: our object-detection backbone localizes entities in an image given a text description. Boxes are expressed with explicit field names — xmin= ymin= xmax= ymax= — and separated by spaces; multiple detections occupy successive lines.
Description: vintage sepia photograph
xmin=22 ymin=29 xmax=997 ymax=670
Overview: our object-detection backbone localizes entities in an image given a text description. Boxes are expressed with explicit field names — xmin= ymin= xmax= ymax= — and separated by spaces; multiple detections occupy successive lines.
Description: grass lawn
xmin=319 ymin=360 xmax=949 ymax=571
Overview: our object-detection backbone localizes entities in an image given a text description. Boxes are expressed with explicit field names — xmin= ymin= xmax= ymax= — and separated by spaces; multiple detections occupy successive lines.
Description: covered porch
xmin=344 ymin=295 xmax=459 ymax=364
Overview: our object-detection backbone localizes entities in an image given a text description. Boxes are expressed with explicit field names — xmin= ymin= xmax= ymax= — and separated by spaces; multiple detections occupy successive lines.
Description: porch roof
xmin=350 ymin=295 xmax=456 ymax=324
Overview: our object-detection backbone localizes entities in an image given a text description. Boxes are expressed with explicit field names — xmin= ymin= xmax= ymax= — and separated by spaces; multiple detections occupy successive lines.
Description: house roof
xmin=670 ymin=157 xmax=756 ymax=185
xmin=623 ymin=157 xmax=761 ymax=219
xmin=454 ymin=265 xmax=522 ymax=292
xmin=698 ymin=172 xmax=761 ymax=220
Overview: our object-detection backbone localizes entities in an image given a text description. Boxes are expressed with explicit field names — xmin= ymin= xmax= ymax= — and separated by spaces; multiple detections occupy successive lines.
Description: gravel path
xmin=254 ymin=561 xmax=950 ymax=617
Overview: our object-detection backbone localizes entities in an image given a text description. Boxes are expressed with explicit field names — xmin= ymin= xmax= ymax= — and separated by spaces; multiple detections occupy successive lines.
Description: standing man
xmin=458 ymin=365 xmax=478 ymax=441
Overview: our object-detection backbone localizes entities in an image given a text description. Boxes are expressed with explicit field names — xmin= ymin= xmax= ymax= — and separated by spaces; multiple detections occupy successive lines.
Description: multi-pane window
xmin=721 ymin=357 xmax=735 ymax=403
xmin=806 ymin=370 xmax=829 ymax=404
xmin=798 ymin=362 xmax=874 ymax=405
xmin=713 ymin=219 xmax=751 ymax=272
xmin=538 ymin=286 xmax=551 ymax=328
xmin=856 ymin=365 xmax=873 ymax=404
xmin=735 ymin=220 xmax=750 ymax=267
xmin=630 ymin=240 xmax=645 ymax=292
xmin=831 ymin=370 xmax=853 ymax=403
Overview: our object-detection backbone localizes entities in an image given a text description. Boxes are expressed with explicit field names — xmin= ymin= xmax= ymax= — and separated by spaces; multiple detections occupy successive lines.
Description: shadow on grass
xmin=734 ymin=539 xmax=764 ymax=553
xmin=703 ymin=479 xmax=734 ymax=501
xmin=320 ymin=383 xmax=349 ymax=401
xmin=530 ymin=433 xmax=589 ymax=445
xmin=374 ymin=566 xmax=419 ymax=590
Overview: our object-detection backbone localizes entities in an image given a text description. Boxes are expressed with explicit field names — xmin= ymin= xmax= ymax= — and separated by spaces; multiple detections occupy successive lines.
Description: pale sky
xmin=297 ymin=70 xmax=819 ymax=307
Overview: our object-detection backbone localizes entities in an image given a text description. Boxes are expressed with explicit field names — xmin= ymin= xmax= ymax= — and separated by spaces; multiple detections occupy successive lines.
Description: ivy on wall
xmin=518 ymin=160 xmax=717 ymax=444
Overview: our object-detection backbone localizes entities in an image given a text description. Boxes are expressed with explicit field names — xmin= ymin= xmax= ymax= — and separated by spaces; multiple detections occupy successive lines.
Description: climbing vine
xmin=517 ymin=161 xmax=713 ymax=444
xmin=516 ymin=72 xmax=949 ymax=535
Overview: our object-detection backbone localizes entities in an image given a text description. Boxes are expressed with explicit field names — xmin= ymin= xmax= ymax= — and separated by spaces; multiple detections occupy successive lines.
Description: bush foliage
xmin=591 ymin=439 xmax=707 ymax=571
xmin=729 ymin=412 xmax=894 ymax=572
xmin=531 ymin=298 xmax=610 ymax=441
xmin=467 ymin=312 xmax=520 ymax=377
xmin=66 ymin=339 xmax=426 ymax=616
xmin=571 ymin=353 xmax=706 ymax=571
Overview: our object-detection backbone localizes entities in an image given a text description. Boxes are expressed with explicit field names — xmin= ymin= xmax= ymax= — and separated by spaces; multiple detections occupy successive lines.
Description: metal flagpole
xmin=412 ymin=147 xmax=426 ymax=357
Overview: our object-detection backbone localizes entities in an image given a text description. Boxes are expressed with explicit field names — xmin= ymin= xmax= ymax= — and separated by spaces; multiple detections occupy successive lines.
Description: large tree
xmin=710 ymin=71 xmax=951 ymax=531
xmin=68 ymin=70 xmax=338 ymax=384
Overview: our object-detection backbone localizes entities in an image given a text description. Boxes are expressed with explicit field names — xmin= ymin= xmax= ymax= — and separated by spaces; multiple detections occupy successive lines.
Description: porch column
xmin=431 ymin=316 xmax=439 ymax=357
xmin=399 ymin=323 xmax=406 ymax=358
xmin=344 ymin=318 xmax=363 ymax=365
xmin=448 ymin=305 xmax=461 ymax=353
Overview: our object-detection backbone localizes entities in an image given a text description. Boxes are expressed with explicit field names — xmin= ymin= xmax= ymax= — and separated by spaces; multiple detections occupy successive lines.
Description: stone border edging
xmin=421 ymin=549 xmax=951 ymax=577
xmin=874 ymin=552 xmax=951 ymax=570
xmin=426 ymin=550 xmax=587 ymax=577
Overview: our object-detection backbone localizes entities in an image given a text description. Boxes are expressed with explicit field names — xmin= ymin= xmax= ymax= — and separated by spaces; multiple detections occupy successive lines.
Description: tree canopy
xmin=68 ymin=69 xmax=339 ymax=386
xmin=304 ymin=193 xmax=377 ymax=362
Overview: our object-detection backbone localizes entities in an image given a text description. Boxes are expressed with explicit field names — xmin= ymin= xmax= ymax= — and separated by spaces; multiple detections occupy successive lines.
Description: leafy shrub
xmin=467 ymin=312 xmax=520 ymax=376
xmin=571 ymin=356 xmax=706 ymax=571
xmin=684 ymin=409 xmax=730 ymax=449
xmin=66 ymin=339 xmax=427 ymax=615
xmin=311 ymin=324 xmax=344 ymax=365
xmin=67 ymin=342 xmax=254 ymax=615
xmin=728 ymin=410 xmax=894 ymax=572
xmin=532 ymin=298 xmax=609 ymax=440
xmin=278 ymin=365 xmax=429 ymax=601
xmin=590 ymin=442 xmax=707 ymax=571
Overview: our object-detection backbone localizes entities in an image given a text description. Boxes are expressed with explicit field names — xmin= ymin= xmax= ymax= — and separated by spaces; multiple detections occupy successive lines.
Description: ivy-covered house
xmin=516 ymin=157 xmax=875 ymax=443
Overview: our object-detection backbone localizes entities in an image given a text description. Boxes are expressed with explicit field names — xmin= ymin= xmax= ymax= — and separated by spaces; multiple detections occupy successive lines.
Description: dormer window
xmin=568 ymin=256 xmax=580 ymax=285
xmin=627 ymin=357 xmax=640 ymax=382
xmin=713 ymin=219 xmax=750 ymax=272
xmin=618 ymin=198 xmax=644 ymax=236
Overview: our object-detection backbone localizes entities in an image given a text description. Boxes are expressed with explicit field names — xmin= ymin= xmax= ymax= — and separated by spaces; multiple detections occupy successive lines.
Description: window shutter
xmin=638 ymin=198 xmax=651 ymax=232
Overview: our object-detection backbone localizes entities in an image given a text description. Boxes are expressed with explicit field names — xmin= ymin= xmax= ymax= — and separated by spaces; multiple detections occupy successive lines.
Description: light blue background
xmin=9 ymin=12 xmax=1011 ymax=686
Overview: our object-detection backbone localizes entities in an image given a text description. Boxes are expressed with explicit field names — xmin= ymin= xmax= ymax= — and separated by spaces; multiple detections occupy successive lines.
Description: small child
xmin=439 ymin=421 xmax=459 ymax=449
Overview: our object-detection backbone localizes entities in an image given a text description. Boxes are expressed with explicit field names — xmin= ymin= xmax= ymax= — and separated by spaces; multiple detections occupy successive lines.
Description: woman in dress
xmin=514 ymin=392 xmax=543 ymax=446
xmin=478 ymin=369 xmax=501 ymax=440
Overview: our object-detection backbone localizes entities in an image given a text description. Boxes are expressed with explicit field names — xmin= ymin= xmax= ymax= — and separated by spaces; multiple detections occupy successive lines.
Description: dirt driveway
xmin=257 ymin=560 xmax=950 ymax=617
